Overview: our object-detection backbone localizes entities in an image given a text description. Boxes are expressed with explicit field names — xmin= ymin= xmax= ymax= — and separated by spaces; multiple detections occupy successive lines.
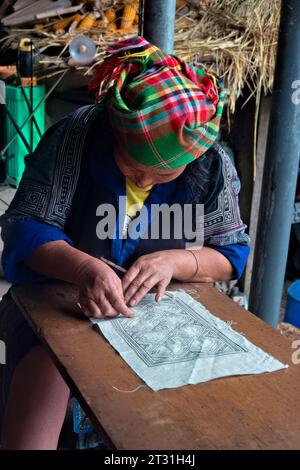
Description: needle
xmin=100 ymin=256 xmax=127 ymax=274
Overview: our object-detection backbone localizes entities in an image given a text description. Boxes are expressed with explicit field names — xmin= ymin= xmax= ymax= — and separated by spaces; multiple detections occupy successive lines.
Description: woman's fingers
xmin=122 ymin=263 xmax=142 ymax=293
xmin=126 ymin=275 xmax=158 ymax=306
xmin=155 ymin=279 xmax=169 ymax=302
xmin=80 ymin=298 xmax=103 ymax=318
xmin=108 ymin=291 xmax=135 ymax=318
xmin=81 ymin=295 xmax=133 ymax=319
xmin=127 ymin=276 xmax=171 ymax=306
xmin=98 ymin=295 xmax=119 ymax=317
xmin=124 ymin=269 xmax=152 ymax=303
xmin=80 ymin=282 xmax=133 ymax=318
xmin=78 ymin=261 xmax=135 ymax=319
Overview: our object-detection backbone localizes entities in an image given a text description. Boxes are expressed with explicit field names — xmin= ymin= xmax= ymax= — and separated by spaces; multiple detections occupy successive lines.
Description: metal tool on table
xmin=99 ymin=256 xmax=127 ymax=274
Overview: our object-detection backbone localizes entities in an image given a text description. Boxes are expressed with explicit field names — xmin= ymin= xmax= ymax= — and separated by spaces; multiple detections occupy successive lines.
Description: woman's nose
xmin=135 ymin=176 xmax=153 ymax=188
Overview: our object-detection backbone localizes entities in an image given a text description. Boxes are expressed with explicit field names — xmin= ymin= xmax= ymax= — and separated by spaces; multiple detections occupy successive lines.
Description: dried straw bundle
xmin=1 ymin=0 xmax=280 ymax=113
xmin=175 ymin=0 xmax=280 ymax=112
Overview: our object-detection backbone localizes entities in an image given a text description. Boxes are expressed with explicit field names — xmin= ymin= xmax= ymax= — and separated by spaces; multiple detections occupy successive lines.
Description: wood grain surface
xmin=11 ymin=281 xmax=300 ymax=450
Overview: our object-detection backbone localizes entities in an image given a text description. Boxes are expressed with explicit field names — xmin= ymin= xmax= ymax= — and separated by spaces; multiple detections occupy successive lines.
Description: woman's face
xmin=114 ymin=147 xmax=186 ymax=188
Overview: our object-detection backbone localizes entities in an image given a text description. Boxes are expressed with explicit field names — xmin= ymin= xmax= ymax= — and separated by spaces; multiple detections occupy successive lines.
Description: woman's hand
xmin=122 ymin=251 xmax=174 ymax=307
xmin=76 ymin=258 xmax=134 ymax=319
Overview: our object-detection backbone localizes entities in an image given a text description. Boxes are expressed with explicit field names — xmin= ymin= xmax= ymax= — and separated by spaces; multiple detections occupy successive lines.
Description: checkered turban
xmin=90 ymin=36 xmax=225 ymax=169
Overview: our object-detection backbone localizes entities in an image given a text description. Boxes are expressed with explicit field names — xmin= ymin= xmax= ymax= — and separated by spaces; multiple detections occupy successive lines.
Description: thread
xmin=112 ymin=384 xmax=146 ymax=393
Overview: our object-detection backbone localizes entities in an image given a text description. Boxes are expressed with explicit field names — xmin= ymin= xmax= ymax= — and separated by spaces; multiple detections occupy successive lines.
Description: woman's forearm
xmin=25 ymin=242 xmax=233 ymax=289
xmin=25 ymin=240 xmax=95 ymax=285
xmin=169 ymin=247 xmax=234 ymax=283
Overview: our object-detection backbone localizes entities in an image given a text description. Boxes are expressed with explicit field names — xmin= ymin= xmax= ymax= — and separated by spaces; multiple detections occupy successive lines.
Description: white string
xmin=225 ymin=320 xmax=245 ymax=335
xmin=112 ymin=384 xmax=147 ymax=393
xmin=226 ymin=320 xmax=237 ymax=328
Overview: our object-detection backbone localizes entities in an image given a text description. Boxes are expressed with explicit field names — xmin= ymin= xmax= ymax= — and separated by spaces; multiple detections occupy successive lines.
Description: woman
xmin=0 ymin=36 xmax=250 ymax=449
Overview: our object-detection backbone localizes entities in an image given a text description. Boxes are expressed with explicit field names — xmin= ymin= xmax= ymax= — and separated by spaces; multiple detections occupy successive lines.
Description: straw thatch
xmin=175 ymin=0 xmax=280 ymax=112
xmin=1 ymin=0 xmax=280 ymax=113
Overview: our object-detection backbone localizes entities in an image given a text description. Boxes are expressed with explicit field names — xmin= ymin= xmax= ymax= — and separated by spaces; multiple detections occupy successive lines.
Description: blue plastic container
xmin=285 ymin=280 xmax=300 ymax=328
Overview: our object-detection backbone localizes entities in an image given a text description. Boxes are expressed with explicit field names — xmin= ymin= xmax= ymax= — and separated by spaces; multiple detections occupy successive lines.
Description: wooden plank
xmin=0 ymin=1 xmax=16 ymax=21
xmin=13 ymin=0 xmax=38 ymax=11
xmin=244 ymin=96 xmax=271 ymax=297
xmin=228 ymin=92 xmax=256 ymax=231
xmin=1 ymin=0 xmax=72 ymax=25
xmin=11 ymin=281 xmax=300 ymax=450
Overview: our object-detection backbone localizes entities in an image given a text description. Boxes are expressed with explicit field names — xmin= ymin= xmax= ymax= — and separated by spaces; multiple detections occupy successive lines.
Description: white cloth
xmin=91 ymin=291 xmax=287 ymax=391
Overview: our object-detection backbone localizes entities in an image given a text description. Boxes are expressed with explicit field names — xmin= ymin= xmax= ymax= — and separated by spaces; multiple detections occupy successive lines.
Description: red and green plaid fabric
xmin=90 ymin=36 xmax=225 ymax=169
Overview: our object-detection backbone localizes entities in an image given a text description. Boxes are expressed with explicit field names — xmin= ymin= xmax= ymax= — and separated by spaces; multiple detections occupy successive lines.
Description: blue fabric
xmin=1 ymin=212 xmax=249 ymax=285
xmin=1 ymin=218 xmax=73 ymax=284
xmin=1 ymin=128 xmax=249 ymax=283
xmin=209 ymin=243 xmax=250 ymax=280
xmin=1 ymin=218 xmax=249 ymax=285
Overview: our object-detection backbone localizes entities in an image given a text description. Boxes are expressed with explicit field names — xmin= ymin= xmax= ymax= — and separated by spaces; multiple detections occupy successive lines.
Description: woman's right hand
xmin=75 ymin=257 xmax=134 ymax=319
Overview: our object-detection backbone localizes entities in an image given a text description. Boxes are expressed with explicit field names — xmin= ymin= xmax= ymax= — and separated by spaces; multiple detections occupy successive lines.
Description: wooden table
xmin=11 ymin=281 xmax=300 ymax=450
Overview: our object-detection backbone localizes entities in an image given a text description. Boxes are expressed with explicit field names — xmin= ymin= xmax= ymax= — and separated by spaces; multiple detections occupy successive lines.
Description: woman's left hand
xmin=122 ymin=251 xmax=174 ymax=307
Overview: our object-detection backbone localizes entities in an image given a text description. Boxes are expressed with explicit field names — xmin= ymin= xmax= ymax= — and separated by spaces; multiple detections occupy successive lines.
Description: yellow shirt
xmin=123 ymin=177 xmax=153 ymax=237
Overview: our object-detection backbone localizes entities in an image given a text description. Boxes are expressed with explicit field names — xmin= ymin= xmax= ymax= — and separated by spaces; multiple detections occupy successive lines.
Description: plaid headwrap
xmin=90 ymin=36 xmax=225 ymax=169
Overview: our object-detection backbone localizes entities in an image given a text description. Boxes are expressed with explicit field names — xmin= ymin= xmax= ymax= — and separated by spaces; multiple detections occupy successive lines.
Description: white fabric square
xmin=91 ymin=291 xmax=287 ymax=391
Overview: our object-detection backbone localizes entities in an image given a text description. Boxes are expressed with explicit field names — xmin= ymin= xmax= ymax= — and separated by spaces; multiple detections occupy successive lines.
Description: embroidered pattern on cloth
xmin=204 ymin=143 xmax=249 ymax=246
xmin=47 ymin=105 xmax=96 ymax=225
xmin=7 ymin=105 xmax=97 ymax=228
xmin=92 ymin=291 xmax=287 ymax=391
xmin=108 ymin=296 xmax=247 ymax=367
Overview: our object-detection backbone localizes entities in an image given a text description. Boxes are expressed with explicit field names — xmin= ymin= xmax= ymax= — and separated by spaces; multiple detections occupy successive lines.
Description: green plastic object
xmin=4 ymin=84 xmax=45 ymax=187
